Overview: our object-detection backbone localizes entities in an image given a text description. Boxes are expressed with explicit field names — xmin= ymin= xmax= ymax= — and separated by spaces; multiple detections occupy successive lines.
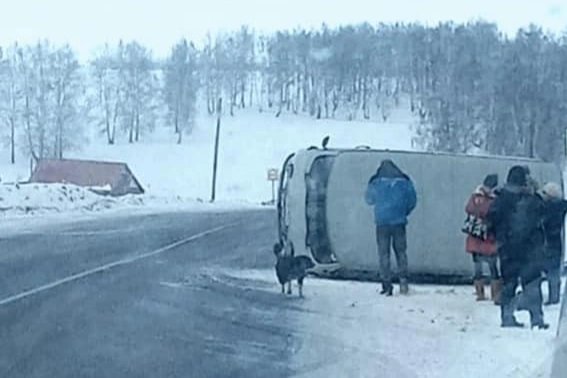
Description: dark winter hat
xmin=507 ymin=166 xmax=527 ymax=187
xmin=375 ymin=159 xmax=405 ymax=178
xmin=483 ymin=174 xmax=498 ymax=189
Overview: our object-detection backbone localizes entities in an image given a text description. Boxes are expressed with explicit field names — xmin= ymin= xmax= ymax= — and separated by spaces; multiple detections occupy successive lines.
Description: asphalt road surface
xmin=0 ymin=209 xmax=303 ymax=378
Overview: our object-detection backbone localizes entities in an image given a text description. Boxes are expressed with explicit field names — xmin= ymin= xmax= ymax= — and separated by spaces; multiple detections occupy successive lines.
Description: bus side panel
xmin=325 ymin=152 xmax=562 ymax=278
xmin=326 ymin=151 xmax=474 ymax=276
xmin=323 ymin=152 xmax=383 ymax=272
xmin=325 ymin=151 xmax=429 ymax=273
xmin=413 ymin=153 xmax=458 ymax=274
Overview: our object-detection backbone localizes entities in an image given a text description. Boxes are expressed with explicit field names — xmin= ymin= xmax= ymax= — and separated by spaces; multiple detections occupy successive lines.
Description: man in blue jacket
xmin=365 ymin=159 xmax=417 ymax=296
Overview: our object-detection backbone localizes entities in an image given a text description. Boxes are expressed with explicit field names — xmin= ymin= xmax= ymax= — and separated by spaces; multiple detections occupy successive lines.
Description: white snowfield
xmin=0 ymin=106 xmax=415 ymax=218
xmin=72 ymin=109 xmax=415 ymax=201
xmin=220 ymin=268 xmax=562 ymax=378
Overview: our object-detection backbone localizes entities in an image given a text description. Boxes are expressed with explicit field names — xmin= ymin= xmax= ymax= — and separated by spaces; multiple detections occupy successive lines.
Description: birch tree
xmin=164 ymin=38 xmax=199 ymax=143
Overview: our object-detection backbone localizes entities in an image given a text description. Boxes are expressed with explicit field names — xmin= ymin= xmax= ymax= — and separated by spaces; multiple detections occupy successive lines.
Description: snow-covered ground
xmin=0 ymin=181 xmax=265 ymax=236
xmin=0 ymin=182 xmax=263 ymax=216
xmin=0 ymin=104 xmax=564 ymax=376
xmin=217 ymin=267 xmax=562 ymax=378
xmin=0 ymin=105 xmax=415 ymax=219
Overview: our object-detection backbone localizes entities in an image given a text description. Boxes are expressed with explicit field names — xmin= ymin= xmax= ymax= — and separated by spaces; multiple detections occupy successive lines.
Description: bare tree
xmin=164 ymin=38 xmax=199 ymax=143
xmin=51 ymin=44 xmax=84 ymax=159
xmin=119 ymin=41 xmax=159 ymax=143
xmin=13 ymin=41 xmax=84 ymax=162
xmin=90 ymin=43 xmax=125 ymax=145
xmin=201 ymin=33 xmax=217 ymax=115
xmin=0 ymin=44 xmax=21 ymax=164
xmin=17 ymin=41 xmax=52 ymax=161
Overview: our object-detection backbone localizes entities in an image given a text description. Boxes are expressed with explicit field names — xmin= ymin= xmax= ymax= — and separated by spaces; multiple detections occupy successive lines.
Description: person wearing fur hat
xmin=539 ymin=182 xmax=567 ymax=305
xmin=487 ymin=165 xmax=548 ymax=329
xmin=463 ymin=174 xmax=501 ymax=303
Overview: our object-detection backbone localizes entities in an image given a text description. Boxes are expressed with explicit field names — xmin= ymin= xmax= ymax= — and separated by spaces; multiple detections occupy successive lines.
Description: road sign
xmin=267 ymin=168 xmax=279 ymax=181
xmin=267 ymin=168 xmax=279 ymax=205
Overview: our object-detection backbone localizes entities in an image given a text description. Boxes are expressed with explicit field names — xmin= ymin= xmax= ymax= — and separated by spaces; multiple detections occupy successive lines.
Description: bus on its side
xmin=276 ymin=146 xmax=563 ymax=283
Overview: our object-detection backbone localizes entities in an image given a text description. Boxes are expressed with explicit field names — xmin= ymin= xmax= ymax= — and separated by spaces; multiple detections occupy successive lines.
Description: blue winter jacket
xmin=365 ymin=177 xmax=417 ymax=226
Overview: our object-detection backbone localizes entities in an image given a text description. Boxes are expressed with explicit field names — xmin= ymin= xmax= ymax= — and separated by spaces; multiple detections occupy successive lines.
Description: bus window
xmin=305 ymin=155 xmax=336 ymax=264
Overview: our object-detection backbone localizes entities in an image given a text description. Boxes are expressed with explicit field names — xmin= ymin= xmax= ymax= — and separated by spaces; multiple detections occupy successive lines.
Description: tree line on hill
xmin=0 ymin=21 xmax=565 ymax=165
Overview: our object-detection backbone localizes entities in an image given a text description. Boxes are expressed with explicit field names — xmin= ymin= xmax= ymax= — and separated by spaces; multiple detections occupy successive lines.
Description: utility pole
xmin=210 ymin=97 xmax=222 ymax=203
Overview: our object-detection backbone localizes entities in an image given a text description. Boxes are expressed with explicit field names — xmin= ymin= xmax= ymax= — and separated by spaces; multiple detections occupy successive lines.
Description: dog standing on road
xmin=273 ymin=242 xmax=315 ymax=297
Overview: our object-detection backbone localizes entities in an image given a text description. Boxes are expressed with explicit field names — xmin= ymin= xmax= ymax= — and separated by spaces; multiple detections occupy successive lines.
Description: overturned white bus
xmin=276 ymin=145 xmax=563 ymax=283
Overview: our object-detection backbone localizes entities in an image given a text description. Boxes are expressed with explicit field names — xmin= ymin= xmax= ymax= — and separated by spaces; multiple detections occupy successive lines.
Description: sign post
xmin=210 ymin=98 xmax=222 ymax=203
xmin=267 ymin=168 xmax=279 ymax=204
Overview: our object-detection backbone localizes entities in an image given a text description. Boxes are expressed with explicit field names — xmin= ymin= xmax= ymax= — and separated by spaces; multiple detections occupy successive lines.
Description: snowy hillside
xmin=74 ymin=107 xmax=415 ymax=202
xmin=0 ymin=105 xmax=416 ymax=205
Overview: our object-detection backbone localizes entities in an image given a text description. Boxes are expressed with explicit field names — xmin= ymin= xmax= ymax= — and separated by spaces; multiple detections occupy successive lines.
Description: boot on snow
xmin=474 ymin=279 xmax=487 ymax=301
xmin=531 ymin=321 xmax=550 ymax=330
xmin=530 ymin=311 xmax=549 ymax=330
xmin=380 ymin=282 xmax=393 ymax=296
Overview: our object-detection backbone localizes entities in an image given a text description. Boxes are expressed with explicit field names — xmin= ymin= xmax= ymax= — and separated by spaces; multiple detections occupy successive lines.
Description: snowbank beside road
xmin=0 ymin=182 xmax=112 ymax=215
xmin=0 ymin=182 xmax=266 ymax=234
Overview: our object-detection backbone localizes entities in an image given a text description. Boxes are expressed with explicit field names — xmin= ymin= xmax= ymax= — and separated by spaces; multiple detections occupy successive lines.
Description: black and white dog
xmin=273 ymin=242 xmax=315 ymax=297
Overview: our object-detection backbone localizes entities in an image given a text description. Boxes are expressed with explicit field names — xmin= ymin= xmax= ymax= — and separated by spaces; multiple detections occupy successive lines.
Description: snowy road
xmin=0 ymin=209 xmax=561 ymax=378
xmin=0 ymin=209 xmax=298 ymax=378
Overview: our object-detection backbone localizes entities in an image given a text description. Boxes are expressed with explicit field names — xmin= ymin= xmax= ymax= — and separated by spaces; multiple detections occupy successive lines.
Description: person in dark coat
xmin=486 ymin=165 xmax=548 ymax=329
xmin=365 ymin=159 xmax=417 ymax=296
xmin=540 ymin=182 xmax=567 ymax=305
xmin=463 ymin=174 xmax=500 ymax=303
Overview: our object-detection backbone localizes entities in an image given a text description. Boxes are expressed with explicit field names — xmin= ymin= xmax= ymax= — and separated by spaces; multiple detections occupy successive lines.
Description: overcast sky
xmin=1 ymin=0 xmax=566 ymax=60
